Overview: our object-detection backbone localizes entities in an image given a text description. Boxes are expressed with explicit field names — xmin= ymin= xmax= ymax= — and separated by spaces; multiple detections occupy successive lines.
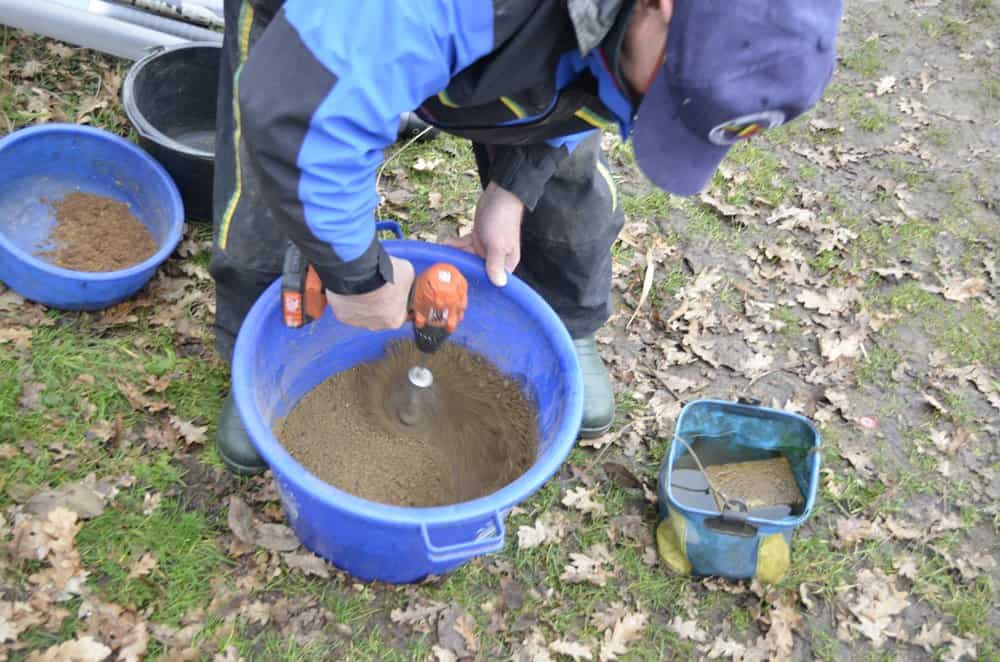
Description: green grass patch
xmin=828 ymin=84 xmax=893 ymax=133
xmin=855 ymin=343 xmax=903 ymax=387
xmin=716 ymin=141 xmax=792 ymax=207
xmin=623 ymin=189 xmax=672 ymax=220
xmin=924 ymin=127 xmax=953 ymax=147
xmin=920 ymin=16 xmax=974 ymax=43
xmin=915 ymin=556 xmax=996 ymax=644
xmin=77 ymin=473 xmax=229 ymax=623
xmin=841 ymin=38 xmax=886 ymax=77
xmin=931 ymin=304 xmax=1000 ymax=366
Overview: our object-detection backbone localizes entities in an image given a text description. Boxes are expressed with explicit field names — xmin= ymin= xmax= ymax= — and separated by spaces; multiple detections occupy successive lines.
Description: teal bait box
xmin=656 ymin=399 xmax=821 ymax=583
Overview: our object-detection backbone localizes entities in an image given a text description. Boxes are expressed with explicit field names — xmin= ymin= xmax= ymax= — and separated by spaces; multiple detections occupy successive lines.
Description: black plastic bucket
xmin=123 ymin=42 xmax=220 ymax=223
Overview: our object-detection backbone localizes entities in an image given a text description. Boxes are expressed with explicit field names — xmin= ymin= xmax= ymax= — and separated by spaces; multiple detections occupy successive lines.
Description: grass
xmin=855 ymin=343 xmax=903 ymax=387
xmin=715 ymin=141 xmax=792 ymax=207
xmin=76 ymin=463 xmax=229 ymax=624
xmin=920 ymin=16 xmax=974 ymax=44
xmin=827 ymin=84 xmax=894 ymax=134
xmin=841 ymin=38 xmax=886 ymax=78
xmin=915 ymin=556 xmax=996 ymax=647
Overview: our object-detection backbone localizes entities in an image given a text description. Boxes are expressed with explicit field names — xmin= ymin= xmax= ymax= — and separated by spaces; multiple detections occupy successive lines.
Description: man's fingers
xmin=444 ymin=234 xmax=475 ymax=252
xmin=504 ymin=245 xmax=520 ymax=274
xmin=485 ymin=247 xmax=509 ymax=287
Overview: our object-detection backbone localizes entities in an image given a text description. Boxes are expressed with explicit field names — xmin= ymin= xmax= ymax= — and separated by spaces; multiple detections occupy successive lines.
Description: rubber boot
xmin=573 ymin=336 xmax=615 ymax=438
xmin=215 ymin=394 xmax=266 ymax=475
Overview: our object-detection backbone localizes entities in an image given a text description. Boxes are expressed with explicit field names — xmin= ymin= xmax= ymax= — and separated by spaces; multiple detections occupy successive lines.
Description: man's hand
xmin=445 ymin=182 xmax=524 ymax=287
xmin=325 ymin=256 xmax=415 ymax=330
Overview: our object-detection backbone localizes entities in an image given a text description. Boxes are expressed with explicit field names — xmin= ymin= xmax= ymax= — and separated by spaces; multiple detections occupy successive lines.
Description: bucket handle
xmin=376 ymin=220 xmax=404 ymax=239
xmin=421 ymin=512 xmax=506 ymax=564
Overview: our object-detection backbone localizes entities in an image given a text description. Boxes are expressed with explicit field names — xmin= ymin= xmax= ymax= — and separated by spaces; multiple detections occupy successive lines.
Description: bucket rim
xmin=0 ymin=123 xmax=184 ymax=282
xmin=662 ymin=398 xmax=822 ymax=529
xmin=122 ymin=41 xmax=222 ymax=161
xmin=231 ymin=239 xmax=585 ymax=526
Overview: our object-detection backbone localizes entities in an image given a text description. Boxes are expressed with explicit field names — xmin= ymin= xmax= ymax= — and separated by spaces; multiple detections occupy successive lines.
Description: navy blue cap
xmin=633 ymin=0 xmax=843 ymax=196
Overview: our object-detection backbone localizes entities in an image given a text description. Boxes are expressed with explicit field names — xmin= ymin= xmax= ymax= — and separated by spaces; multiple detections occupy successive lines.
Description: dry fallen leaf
xmin=844 ymin=569 xmax=910 ymax=647
xmin=929 ymin=428 xmax=970 ymax=454
xmin=390 ymin=600 xmax=445 ymax=633
xmin=0 ymin=327 xmax=32 ymax=349
xmin=437 ymin=605 xmax=478 ymax=658
xmin=669 ymin=617 xmax=708 ymax=643
xmin=255 ymin=522 xmax=300 ymax=552
xmin=516 ymin=511 xmax=569 ymax=550
xmin=562 ymin=486 xmax=606 ymax=517
xmin=19 ymin=381 xmax=45 ymax=411
xmin=24 ymin=476 xmax=109 ymax=520
xmin=142 ymin=492 xmax=162 ymax=516
xmin=117 ymin=380 xmax=171 ymax=413
xmin=704 ymin=637 xmax=747 ymax=659
xmin=599 ymin=611 xmax=647 ymax=661
xmin=283 ymin=551 xmax=331 ymax=579
xmin=413 ymin=156 xmax=442 ymax=171
xmin=818 ymin=326 xmax=866 ymax=362
xmin=517 ymin=629 xmax=555 ymax=662
xmin=763 ymin=599 xmax=802 ymax=659
xmin=128 ymin=552 xmax=158 ymax=578
xmin=797 ymin=287 xmax=860 ymax=315
xmin=626 ymin=250 xmax=654 ymax=328
xmin=875 ymin=75 xmax=897 ymax=96
xmin=227 ymin=496 xmax=256 ymax=545
xmin=920 ymin=276 xmax=985 ymax=303
xmin=170 ymin=416 xmax=208 ymax=446
xmin=883 ymin=517 xmax=922 ymax=541
xmin=945 ymin=635 xmax=977 ymax=661
xmin=550 ymin=639 xmax=594 ymax=661
xmin=834 ymin=517 xmax=882 ymax=548
xmin=561 ymin=544 xmax=613 ymax=587
xmin=26 ymin=635 xmax=111 ymax=662
xmin=913 ymin=622 xmax=949 ymax=652
xmin=432 ymin=646 xmax=458 ymax=662
xmin=896 ymin=555 xmax=920 ymax=580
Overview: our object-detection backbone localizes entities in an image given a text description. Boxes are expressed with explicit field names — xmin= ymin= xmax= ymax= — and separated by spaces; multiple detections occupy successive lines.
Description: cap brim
xmin=633 ymin=68 xmax=731 ymax=196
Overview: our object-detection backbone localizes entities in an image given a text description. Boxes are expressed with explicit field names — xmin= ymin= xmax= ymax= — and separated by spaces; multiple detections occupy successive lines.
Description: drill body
xmin=281 ymin=243 xmax=469 ymax=350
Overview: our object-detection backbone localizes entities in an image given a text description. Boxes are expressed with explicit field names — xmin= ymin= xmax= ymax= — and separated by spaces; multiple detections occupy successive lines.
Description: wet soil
xmin=38 ymin=192 xmax=157 ymax=271
xmin=275 ymin=340 xmax=539 ymax=507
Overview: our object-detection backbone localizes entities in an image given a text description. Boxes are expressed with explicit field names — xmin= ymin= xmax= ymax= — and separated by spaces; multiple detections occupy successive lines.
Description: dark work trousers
xmin=209 ymin=0 xmax=625 ymax=364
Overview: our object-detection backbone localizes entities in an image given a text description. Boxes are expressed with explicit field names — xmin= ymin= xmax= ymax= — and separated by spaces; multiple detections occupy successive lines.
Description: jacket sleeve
xmin=238 ymin=1 xmax=494 ymax=294
xmin=486 ymin=130 xmax=595 ymax=210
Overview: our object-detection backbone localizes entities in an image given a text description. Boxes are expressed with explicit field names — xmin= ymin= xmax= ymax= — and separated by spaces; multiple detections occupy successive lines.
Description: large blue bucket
xmin=656 ymin=399 xmax=821 ymax=583
xmin=0 ymin=124 xmax=184 ymax=310
xmin=231 ymin=228 xmax=583 ymax=583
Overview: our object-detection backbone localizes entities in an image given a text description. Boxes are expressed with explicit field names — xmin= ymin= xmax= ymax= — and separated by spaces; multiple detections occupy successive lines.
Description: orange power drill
xmin=281 ymin=243 xmax=468 ymax=353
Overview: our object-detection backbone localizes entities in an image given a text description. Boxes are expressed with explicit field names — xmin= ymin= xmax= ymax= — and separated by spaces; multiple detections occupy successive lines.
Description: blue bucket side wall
xmin=235 ymin=240 xmax=583 ymax=583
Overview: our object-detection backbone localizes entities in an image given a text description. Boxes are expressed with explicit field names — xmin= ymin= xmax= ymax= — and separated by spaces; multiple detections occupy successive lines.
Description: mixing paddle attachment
xmin=397 ymin=365 xmax=437 ymax=426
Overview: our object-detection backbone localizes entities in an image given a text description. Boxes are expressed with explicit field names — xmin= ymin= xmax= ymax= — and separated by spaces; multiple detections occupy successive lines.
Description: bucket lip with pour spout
xmin=122 ymin=41 xmax=221 ymax=162
xmin=231 ymin=238 xmax=584 ymax=528
xmin=662 ymin=398 xmax=822 ymax=530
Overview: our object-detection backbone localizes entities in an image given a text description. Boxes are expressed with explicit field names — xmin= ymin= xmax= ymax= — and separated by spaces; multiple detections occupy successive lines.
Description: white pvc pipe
xmin=0 ymin=0 xmax=218 ymax=60
xmin=89 ymin=0 xmax=222 ymax=41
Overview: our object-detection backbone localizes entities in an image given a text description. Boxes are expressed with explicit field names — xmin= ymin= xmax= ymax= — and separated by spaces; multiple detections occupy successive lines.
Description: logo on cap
xmin=708 ymin=110 xmax=786 ymax=146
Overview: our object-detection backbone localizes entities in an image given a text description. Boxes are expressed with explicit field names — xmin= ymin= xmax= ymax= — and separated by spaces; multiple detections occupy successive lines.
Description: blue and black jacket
xmin=236 ymin=0 xmax=639 ymax=295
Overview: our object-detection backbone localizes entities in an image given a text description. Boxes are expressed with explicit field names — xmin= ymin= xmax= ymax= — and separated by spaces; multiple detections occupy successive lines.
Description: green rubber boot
xmin=573 ymin=336 xmax=615 ymax=438
xmin=216 ymin=394 xmax=267 ymax=475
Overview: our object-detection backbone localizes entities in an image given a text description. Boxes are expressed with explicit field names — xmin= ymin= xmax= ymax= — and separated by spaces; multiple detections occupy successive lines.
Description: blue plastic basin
xmin=0 ymin=124 xmax=184 ymax=310
xmin=232 ymin=236 xmax=583 ymax=583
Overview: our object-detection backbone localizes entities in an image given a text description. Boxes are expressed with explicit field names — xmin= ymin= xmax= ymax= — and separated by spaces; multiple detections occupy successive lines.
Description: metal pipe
xmin=0 ymin=0 xmax=193 ymax=59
